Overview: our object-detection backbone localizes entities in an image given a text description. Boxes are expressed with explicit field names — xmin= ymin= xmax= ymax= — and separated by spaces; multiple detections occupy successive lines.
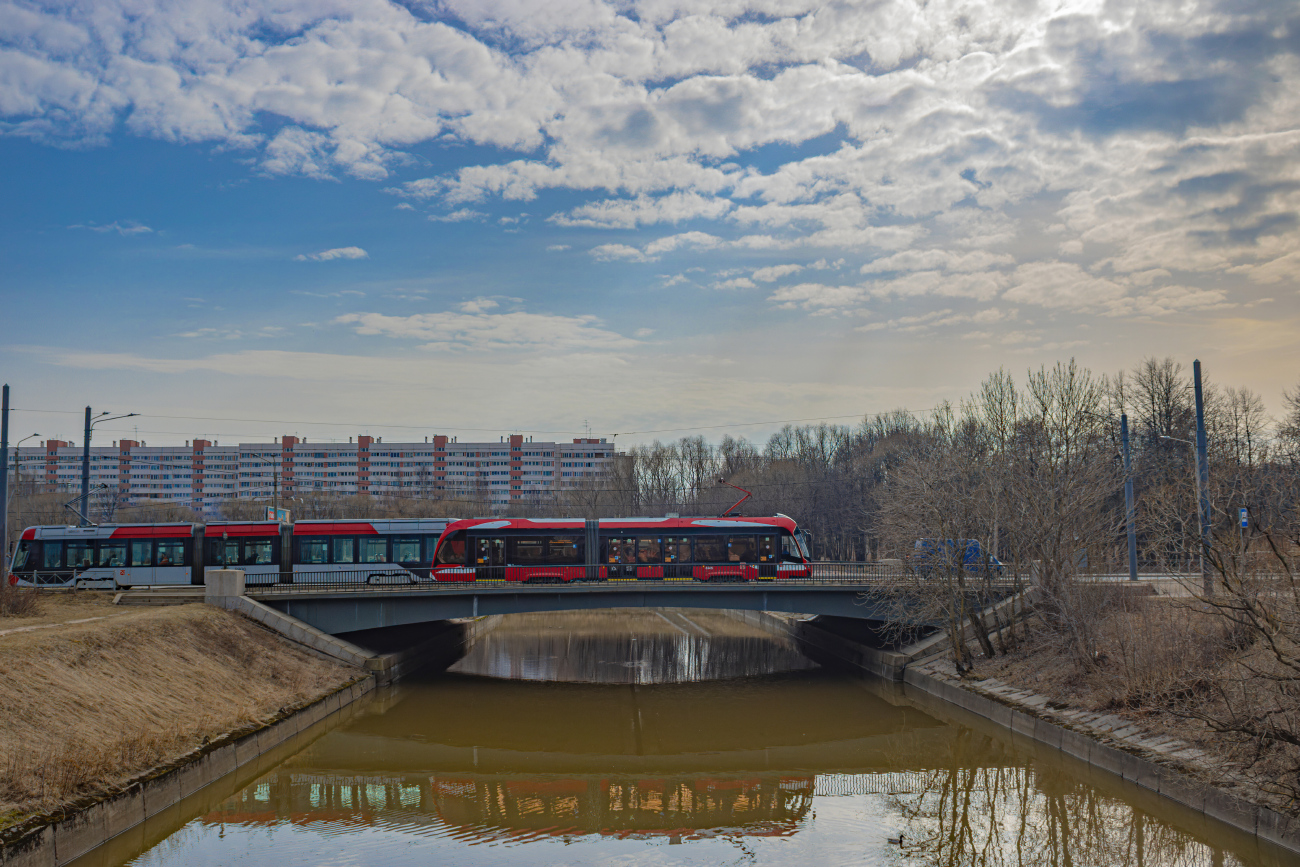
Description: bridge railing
xmin=236 ymin=562 xmax=1035 ymax=595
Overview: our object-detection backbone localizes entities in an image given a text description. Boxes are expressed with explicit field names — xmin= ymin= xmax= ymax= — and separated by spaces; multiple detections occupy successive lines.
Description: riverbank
xmin=0 ymin=599 xmax=357 ymax=835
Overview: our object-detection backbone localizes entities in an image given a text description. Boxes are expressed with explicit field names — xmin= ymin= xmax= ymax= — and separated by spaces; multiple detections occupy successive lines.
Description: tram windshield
xmin=11 ymin=540 xmax=32 ymax=571
xmin=434 ymin=530 xmax=467 ymax=565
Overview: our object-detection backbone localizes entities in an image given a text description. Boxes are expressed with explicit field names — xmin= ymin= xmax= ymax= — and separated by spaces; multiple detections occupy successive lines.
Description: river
xmin=78 ymin=610 xmax=1283 ymax=866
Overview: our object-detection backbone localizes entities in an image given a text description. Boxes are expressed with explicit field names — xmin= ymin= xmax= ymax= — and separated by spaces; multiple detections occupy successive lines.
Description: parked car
xmin=910 ymin=538 xmax=1004 ymax=576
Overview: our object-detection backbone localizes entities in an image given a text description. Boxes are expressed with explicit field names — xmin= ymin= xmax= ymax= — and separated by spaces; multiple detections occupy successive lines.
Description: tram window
xmin=547 ymin=536 xmax=582 ymax=565
xmin=360 ymin=537 xmax=387 ymax=563
xmin=12 ymin=540 xmax=32 ymax=571
xmin=98 ymin=541 xmax=127 ymax=568
xmin=727 ymin=536 xmax=757 ymax=562
xmin=512 ymin=537 xmax=547 ymax=566
xmin=635 ymin=537 xmax=662 ymax=563
xmin=130 ymin=540 xmax=153 ymax=567
xmin=41 ymin=541 xmax=63 ymax=569
xmin=156 ymin=540 xmax=184 ymax=567
xmin=434 ymin=532 xmax=467 ymax=565
xmin=606 ymin=537 xmax=634 ymax=564
xmin=208 ymin=539 xmax=236 ymax=566
xmin=393 ymin=537 xmax=421 ymax=564
xmin=693 ymin=536 xmax=726 ymax=563
xmin=781 ymin=535 xmax=802 ymax=560
xmin=244 ymin=540 xmax=273 ymax=565
xmin=758 ymin=535 xmax=776 ymax=562
xmin=67 ymin=541 xmax=94 ymax=570
xmin=299 ymin=537 xmax=329 ymax=565
xmin=663 ymin=537 xmax=690 ymax=562
xmin=332 ymin=538 xmax=356 ymax=564
xmin=421 ymin=535 xmax=439 ymax=563
xmin=474 ymin=537 xmax=505 ymax=566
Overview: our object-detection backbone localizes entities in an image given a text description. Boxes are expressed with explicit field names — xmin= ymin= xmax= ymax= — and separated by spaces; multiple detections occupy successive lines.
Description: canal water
xmin=89 ymin=611 xmax=1282 ymax=866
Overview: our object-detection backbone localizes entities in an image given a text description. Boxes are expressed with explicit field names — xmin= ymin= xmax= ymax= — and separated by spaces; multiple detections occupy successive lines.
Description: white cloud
xmin=458 ymin=297 xmax=499 ymax=313
xmin=294 ymin=246 xmax=369 ymax=262
xmin=334 ymin=309 xmax=636 ymax=352
xmin=712 ymin=277 xmax=756 ymax=290
xmin=545 ymin=244 xmax=571 ymax=251
xmin=429 ymin=209 xmax=487 ymax=223
xmin=70 ymin=221 xmax=153 ymax=236
xmin=751 ymin=264 xmax=803 ymax=282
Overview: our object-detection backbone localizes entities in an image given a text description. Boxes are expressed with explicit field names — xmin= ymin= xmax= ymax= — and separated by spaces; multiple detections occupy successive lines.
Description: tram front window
xmin=11 ymin=540 xmax=32 ymax=571
xmin=434 ymin=532 xmax=467 ymax=565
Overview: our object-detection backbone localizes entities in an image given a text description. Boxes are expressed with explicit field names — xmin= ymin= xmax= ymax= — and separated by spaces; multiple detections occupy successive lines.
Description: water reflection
xmin=449 ymin=609 xmax=818 ymax=683
xmin=100 ymin=614 xmax=1282 ymax=867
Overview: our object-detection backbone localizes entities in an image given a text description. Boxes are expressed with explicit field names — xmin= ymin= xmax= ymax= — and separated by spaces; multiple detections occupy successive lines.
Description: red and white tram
xmin=289 ymin=519 xmax=448 ymax=583
xmin=9 ymin=523 xmax=204 ymax=589
xmin=430 ymin=515 xmax=812 ymax=582
xmin=7 ymin=518 xmax=450 ymax=589
xmin=205 ymin=521 xmax=290 ymax=585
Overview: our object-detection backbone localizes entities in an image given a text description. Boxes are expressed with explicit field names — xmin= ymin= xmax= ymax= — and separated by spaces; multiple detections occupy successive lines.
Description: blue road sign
xmin=1240 ymin=508 xmax=1248 ymax=528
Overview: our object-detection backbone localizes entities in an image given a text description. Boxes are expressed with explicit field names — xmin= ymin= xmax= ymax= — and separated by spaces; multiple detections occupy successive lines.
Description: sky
xmin=1 ymin=0 xmax=1298 ymax=449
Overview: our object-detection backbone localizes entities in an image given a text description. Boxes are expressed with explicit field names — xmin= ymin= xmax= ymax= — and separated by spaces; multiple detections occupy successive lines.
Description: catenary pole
xmin=81 ymin=406 xmax=91 ymax=527
xmin=1121 ymin=413 xmax=1137 ymax=581
xmin=0 ymin=385 xmax=8 ymax=575
xmin=1193 ymin=360 xmax=1212 ymax=596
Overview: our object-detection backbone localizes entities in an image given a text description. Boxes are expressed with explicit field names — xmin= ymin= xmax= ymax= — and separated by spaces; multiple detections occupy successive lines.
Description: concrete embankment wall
xmin=730 ymin=608 xmax=1300 ymax=859
xmin=1 ymin=676 xmax=375 ymax=867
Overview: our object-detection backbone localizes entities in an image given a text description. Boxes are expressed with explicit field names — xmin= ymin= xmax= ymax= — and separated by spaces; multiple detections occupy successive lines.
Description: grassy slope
xmin=0 ymin=602 xmax=353 ymax=826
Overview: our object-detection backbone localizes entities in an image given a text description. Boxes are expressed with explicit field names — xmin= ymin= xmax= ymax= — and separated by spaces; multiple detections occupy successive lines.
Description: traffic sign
xmin=1240 ymin=508 xmax=1248 ymax=529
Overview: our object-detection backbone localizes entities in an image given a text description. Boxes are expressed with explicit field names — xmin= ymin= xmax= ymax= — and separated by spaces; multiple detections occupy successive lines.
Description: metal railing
xmin=237 ymin=562 xmax=1034 ymax=596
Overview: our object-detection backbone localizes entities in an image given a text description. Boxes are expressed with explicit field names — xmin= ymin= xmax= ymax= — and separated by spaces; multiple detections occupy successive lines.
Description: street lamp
xmin=80 ymin=408 xmax=138 ymax=525
xmin=243 ymin=452 xmax=280 ymax=518
xmin=3 ymin=433 xmax=38 ymax=577
xmin=1160 ymin=434 xmax=1211 ymax=592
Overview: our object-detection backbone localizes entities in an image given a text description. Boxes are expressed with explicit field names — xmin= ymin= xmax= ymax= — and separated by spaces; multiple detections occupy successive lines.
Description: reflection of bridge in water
xmin=198 ymin=671 xmax=1015 ymax=843
xmin=203 ymin=769 xmax=938 ymax=843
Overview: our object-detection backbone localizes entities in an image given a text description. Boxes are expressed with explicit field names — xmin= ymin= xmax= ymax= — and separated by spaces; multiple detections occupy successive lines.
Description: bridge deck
xmin=247 ymin=578 xmax=1020 ymax=634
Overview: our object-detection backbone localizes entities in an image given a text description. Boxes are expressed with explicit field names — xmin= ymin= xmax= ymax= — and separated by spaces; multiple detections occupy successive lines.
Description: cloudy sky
xmin=2 ymin=0 xmax=1297 ymax=447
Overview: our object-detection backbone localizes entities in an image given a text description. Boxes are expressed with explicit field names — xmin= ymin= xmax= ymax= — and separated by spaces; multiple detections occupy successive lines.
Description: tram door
xmin=473 ymin=536 xmax=505 ymax=581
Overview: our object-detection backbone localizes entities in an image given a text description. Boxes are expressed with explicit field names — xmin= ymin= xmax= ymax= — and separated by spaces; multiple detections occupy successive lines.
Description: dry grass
xmin=0 ymin=583 xmax=41 ymax=619
xmin=975 ymin=594 xmax=1300 ymax=811
xmin=0 ymin=604 xmax=353 ymax=824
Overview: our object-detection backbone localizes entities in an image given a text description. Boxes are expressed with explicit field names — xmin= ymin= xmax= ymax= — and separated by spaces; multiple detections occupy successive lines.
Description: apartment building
xmin=12 ymin=433 xmax=616 ymax=514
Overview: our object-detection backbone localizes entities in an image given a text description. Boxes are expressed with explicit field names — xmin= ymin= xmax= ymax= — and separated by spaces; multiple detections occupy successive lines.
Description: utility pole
xmin=1121 ymin=413 xmax=1137 ymax=581
xmin=0 ymin=385 xmax=8 ymax=575
xmin=1193 ymin=360 xmax=1212 ymax=596
xmin=81 ymin=406 xmax=91 ymax=526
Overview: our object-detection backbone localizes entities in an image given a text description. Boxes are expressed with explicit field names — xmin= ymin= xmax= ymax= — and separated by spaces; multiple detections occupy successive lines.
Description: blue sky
xmin=1 ymin=0 xmax=1297 ymax=448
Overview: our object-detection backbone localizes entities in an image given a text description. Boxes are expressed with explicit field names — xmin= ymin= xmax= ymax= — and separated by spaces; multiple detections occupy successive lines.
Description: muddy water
xmin=93 ymin=610 xmax=1285 ymax=866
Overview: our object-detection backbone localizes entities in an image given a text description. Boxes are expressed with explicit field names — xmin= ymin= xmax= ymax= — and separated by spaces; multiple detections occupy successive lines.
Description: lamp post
xmin=1160 ymin=433 xmax=1211 ymax=594
xmin=244 ymin=452 xmax=279 ymax=517
xmin=81 ymin=409 xmax=138 ymax=526
xmin=3 ymin=432 xmax=38 ymax=578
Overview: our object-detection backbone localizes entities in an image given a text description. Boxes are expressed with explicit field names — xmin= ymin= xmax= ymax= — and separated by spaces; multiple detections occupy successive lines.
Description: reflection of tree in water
xmin=886 ymin=731 xmax=1243 ymax=867
xmin=452 ymin=629 xmax=817 ymax=683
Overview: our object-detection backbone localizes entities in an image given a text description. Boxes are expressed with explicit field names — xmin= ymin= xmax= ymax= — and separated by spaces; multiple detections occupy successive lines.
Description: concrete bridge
xmin=241 ymin=572 xmax=1017 ymax=636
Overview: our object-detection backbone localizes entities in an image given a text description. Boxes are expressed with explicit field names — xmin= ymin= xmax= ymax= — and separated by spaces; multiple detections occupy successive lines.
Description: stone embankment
xmin=732 ymin=609 xmax=1300 ymax=859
